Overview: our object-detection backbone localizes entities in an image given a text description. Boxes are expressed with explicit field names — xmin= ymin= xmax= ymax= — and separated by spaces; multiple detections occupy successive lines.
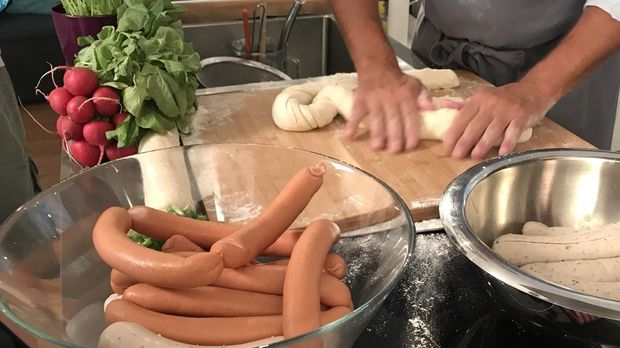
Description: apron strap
xmin=413 ymin=17 xmax=550 ymax=86
xmin=429 ymin=39 xmax=526 ymax=86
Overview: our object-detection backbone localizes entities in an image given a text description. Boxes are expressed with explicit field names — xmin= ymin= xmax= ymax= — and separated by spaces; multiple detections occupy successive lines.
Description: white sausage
xmin=492 ymin=222 xmax=620 ymax=266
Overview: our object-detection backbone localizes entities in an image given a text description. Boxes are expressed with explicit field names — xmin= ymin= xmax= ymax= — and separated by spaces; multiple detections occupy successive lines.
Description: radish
xmin=63 ymin=67 xmax=99 ymax=97
xmin=35 ymin=66 xmax=99 ymax=97
xmin=106 ymin=141 xmax=138 ymax=161
xmin=112 ymin=112 xmax=128 ymax=127
xmin=70 ymin=140 xmax=102 ymax=167
xmin=55 ymin=116 xmax=63 ymax=136
xmin=83 ymin=120 xmax=113 ymax=146
xmin=91 ymin=87 xmax=121 ymax=117
xmin=83 ymin=120 xmax=114 ymax=166
xmin=45 ymin=87 xmax=73 ymax=115
xmin=56 ymin=116 xmax=83 ymax=141
xmin=67 ymin=96 xmax=95 ymax=124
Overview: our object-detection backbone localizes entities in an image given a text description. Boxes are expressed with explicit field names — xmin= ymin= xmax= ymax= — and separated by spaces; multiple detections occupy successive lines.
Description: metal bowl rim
xmin=440 ymin=147 xmax=620 ymax=319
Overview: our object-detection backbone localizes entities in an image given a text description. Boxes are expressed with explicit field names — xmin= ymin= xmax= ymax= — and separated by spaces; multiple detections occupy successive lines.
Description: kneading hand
xmin=343 ymin=71 xmax=431 ymax=154
xmin=443 ymin=82 xmax=553 ymax=160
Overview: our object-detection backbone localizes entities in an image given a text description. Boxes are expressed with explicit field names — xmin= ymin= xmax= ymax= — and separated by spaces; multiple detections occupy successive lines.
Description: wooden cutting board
xmin=182 ymin=70 xmax=594 ymax=221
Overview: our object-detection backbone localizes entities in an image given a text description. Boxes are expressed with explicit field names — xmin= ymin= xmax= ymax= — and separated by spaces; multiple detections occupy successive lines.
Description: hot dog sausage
xmin=108 ymin=252 xmax=210 ymax=293
xmin=324 ymin=253 xmax=346 ymax=279
xmin=129 ymin=205 xmax=301 ymax=257
xmin=129 ymin=206 xmax=237 ymax=246
xmin=110 ymin=269 xmax=136 ymax=294
xmin=320 ymin=306 xmax=352 ymax=326
xmin=109 ymin=258 xmax=350 ymax=306
xmin=213 ymin=264 xmax=292 ymax=294
xmin=263 ymin=230 xmax=301 ymax=257
xmin=268 ymin=254 xmax=347 ymax=279
xmin=283 ymin=219 xmax=341 ymax=338
xmin=105 ymin=299 xmax=351 ymax=346
xmin=213 ymin=264 xmax=351 ymax=308
xmin=123 ymin=283 xmax=283 ymax=317
xmin=107 ymin=253 xmax=268 ymax=296
xmin=110 ymin=281 xmax=125 ymax=295
xmin=93 ymin=207 xmax=223 ymax=288
xmin=211 ymin=163 xmax=327 ymax=268
xmin=161 ymin=235 xmax=205 ymax=253
xmin=105 ymin=299 xmax=282 ymax=345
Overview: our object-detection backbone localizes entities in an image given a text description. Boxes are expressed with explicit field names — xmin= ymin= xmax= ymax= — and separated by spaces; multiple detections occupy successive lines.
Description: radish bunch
xmin=36 ymin=66 xmax=138 ymax=168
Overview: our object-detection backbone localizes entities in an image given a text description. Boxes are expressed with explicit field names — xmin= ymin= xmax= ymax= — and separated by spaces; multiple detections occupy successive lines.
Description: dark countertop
xmin=354 ymin=232 xmax=494 ymax=347
xmin=353 ymin=232 xmax=612 ymax=348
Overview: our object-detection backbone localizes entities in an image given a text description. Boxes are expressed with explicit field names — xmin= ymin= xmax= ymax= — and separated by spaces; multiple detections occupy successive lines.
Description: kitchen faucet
xmin=277 ymin=0 xmax=306 ymax=51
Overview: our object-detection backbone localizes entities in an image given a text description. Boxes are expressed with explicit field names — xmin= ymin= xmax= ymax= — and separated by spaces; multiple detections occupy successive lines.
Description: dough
xmin=272 ymin=69 xmax=533 ymax=145
xmin=404 ymin=68 xmax=460 ymax=89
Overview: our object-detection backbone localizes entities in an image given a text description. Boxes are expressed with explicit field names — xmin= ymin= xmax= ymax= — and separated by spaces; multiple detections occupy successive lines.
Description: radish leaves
xmin=75 ymin=0 xmax=200 ymax=147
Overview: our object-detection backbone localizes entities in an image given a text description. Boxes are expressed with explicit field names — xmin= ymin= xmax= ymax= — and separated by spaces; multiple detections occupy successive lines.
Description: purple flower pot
xmin=51 ymin=4 xmax=117 ymax=65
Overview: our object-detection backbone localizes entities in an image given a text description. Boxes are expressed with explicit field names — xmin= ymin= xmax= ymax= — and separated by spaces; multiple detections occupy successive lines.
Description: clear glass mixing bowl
xmin=0 ymin=143 xmax=414 ymax=348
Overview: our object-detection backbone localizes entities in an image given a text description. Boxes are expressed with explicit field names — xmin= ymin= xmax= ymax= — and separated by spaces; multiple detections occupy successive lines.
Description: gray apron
xmin=0 ymin=53 xmax=40 ymax=223
xmin=412 ymin=1 xmax=620 ymax=149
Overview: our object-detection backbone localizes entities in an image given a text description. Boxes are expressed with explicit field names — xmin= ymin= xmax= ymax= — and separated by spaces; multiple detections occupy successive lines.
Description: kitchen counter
xmin=355 ymin=232 xmax=598 ymax=348
xmin=183 ymin=70 xmax=594 ymax=221
xmin=49 ymin=31 xmax=597 ymax=348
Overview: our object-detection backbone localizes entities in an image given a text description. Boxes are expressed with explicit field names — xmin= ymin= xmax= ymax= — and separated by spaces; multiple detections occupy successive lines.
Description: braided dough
xmin=272 ymin=68 xmax=533 ymax=144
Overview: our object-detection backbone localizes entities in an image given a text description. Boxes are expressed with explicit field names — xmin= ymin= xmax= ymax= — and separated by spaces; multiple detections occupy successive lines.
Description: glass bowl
xmin=0 ymin=143 xmax=414 ymax=348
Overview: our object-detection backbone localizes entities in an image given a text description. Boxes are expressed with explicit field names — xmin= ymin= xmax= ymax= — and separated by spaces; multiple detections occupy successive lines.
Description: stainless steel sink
xmin=183 ymin=15 xmax=423 ymax=88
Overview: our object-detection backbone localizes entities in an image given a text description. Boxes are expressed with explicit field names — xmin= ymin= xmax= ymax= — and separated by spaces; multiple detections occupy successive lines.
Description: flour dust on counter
xmin=182 ymin=105 xmax=237 ymax=145
xmin=353 ymin=233 xmax=494 ymax=347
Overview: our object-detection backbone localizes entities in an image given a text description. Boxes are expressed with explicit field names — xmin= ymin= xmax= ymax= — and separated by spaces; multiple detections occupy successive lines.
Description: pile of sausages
xmin=493 ymin=221 xmax=620 ymax=301
xmin=92 ymin=163 xmax=354 ymax=346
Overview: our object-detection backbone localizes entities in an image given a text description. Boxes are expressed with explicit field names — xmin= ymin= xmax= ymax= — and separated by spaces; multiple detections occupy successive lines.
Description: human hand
xmin=443 ymin=81 xmax=554 ymax=160
xmin=344 ymin=70 xmax=431 ymax=153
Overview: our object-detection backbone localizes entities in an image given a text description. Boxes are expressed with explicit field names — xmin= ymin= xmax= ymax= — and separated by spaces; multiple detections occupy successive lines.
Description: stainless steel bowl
xmin=440 ymin=149 xmax=620 ymax=342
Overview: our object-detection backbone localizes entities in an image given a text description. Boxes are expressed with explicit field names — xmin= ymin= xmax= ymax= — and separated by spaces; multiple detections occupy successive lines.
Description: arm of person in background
xmin=445 ymin=5 xmax=620 ymax=160
xmin=330 ymin=0 xmax=432 ymax=153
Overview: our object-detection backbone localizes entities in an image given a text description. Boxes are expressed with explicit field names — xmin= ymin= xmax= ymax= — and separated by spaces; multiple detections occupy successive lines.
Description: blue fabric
xmin=0 ymin=0 xmax=10 ymax=13
xmin=7 ymin=0 xmax=57 ymax=15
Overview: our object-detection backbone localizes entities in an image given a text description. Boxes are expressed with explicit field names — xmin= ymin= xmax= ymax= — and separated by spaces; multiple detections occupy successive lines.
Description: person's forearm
xmin=521 ymin=6 xmax=620 ymax=105
xmin=329 ymin=0 xmax=400 ymax=81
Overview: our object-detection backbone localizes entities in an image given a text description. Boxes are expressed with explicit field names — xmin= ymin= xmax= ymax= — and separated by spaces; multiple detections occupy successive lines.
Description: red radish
xmin=67 ymin=96 xmax=95 ymax=124
xmin=83 ymin=120 xmax=114 ymax=166
xmin=63 ymin=67 xmax=99 ymax=97
xmin=83 ymin=120 xmax=113 ymax=146
xmin=91 ymin=87 xmax=121 ymax=117
xmin=46 ymin=87 xmax=73 ymax=115
xmin=35 ymin=66 xmax=99 ymax=97
xmin=56 ymin=116 xmax=83 ymax=141
xmin=106 ymin=141 xmax=138 ymax=160
xmin=70 ymin=140 xmax=102 ymax=167
xmin=55 ymin=116 xmax=63 ymax=135
xmin=112 ymin=112 xmax=128 ymax=126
